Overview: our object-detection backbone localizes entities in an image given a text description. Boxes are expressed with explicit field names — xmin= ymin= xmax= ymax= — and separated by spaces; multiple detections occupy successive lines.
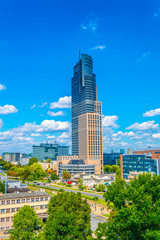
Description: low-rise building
xmin=133 ymin=149 xmax=160 ymax=160
xmin=0 ymin=191 xmax=50 ymax=233
xmin=57 ymin=156 xmax=95 ymax=176
xmin=20 ymin=157 xmax=30 ymax=166
xmin=40 ymin=162 xmax=58 ymax=174
xmin=121 ymin=154 xmax=159 ymax=179
xmin=82 ymin=174 xmax=115 ymax=187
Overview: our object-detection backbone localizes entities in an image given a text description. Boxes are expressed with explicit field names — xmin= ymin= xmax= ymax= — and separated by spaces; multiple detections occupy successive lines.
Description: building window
xmin=6 ymin=226 xmax=10 ymax=230
xmin=6 ymin=200 xmax=10 ymax=204
xmin=31 ymin=206 xmax=34 ymax=209
xmin=1 ymin=209 xmax=5 ymax=213
xmin=21 ymin=199 xmax=25 ymax=203
xmin=1 ymin=227 xmax=4 ymax=230
xmin=45 ymin=197 xmax=48 ymax=201
xmin=17 ymin=208 xmax=20 ymax=212
xmin=1 ymin=218 xmax=5 ymax=222
xmin=17 ymin=199 xmax=20 ymax=203
xmin=26 ymin=198 xmax=30 ymax=202
xmin=36 ymin=198 xmax=39 ymax=202
xmin=1 ymin=201 xmax=5 ymax=205
xmin=31 ymin=198 xmax=34 ymax=202
xmin=40 ymin=197 xmax=43 ymax=201
xmin=6 ymin=217 xmax=10 ymax=222
xmin=12 ymin=208 xmax=15 ymax=212
xmin=6 ymin=209 xmax=10 ymax=213
xmin=12 ymin=200 xmax=15 ymax=204
xmin=45 ymin=205 xmax=48 ymax=208
xmin=40 ymin=205 xmax=44 ymax=209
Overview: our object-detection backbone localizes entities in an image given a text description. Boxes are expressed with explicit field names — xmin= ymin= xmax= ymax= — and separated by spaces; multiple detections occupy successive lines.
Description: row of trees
xmin=7 ymin=163 xmax=46 ymax=181
xmin=10 ymin=192 xmax=91 ymax=240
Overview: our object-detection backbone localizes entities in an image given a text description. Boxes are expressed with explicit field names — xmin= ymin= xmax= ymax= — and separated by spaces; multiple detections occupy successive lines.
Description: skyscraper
xmin=72 ymin=54 xmax=103 ymax=174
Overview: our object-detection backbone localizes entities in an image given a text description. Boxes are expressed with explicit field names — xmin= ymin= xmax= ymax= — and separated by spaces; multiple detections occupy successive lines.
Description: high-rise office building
xmin=72 ymin=54 xmax=103 ymax=174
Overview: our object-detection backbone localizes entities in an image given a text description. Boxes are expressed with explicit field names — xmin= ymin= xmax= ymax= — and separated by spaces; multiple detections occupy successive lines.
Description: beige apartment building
xmin=78 ymin=101 xmax=103 ymax=175
xmin=0 ymin=191 xmax=50 ymax=233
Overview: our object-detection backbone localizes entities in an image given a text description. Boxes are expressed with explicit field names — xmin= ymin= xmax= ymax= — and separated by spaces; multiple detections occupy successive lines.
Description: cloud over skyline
xmin=50 ymin=96 xmax=71 ymax=109
xmin=47 ymin=111 xmax=65 ymax=117
xmin=91 ymin=45 xmax=106 ymax=50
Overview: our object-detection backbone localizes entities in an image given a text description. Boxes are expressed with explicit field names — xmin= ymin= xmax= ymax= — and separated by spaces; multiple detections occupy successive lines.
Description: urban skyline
xmin=0 ymin=0 xmax=160 ymax=154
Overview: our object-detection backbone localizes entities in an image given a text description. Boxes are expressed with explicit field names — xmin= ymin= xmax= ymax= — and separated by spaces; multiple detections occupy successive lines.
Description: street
xmin=33 ymin=183 xmax=104 ymax=199
xmin=91 ymin=213 xmax=107 ymax=231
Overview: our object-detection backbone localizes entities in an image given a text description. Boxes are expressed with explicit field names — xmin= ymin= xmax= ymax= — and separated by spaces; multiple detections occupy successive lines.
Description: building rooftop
xmin=0 ymin=191 xmax=50 ymax=200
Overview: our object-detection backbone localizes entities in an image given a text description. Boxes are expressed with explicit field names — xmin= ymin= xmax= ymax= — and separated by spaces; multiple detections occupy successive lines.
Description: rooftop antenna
xmin=79 ymin=42 xmax=81 ymax=60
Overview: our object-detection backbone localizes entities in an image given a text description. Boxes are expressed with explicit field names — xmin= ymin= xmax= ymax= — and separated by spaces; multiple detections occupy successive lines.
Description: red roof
xmin=67 ymin=181 xmax=73 ymax=184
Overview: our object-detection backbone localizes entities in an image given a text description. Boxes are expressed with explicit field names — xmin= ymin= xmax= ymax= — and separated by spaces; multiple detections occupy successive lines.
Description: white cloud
xmin=103 ymin=115 xmax=119 ymax=128
xmin=50 ymin=96 xmax=71 ymax=109
xmin=36 ymin=120 xmax=70 ymax=132
xmin=0 ymin=119 xmax=3 ymax=128
xmin=39 ymin=102 xmax=48 ymax=108
xmin=0 ymin=105 xmax=18 ymax=115
xmin=152 ymin=133 xmax=160 ymax=139
xmin=80 ymin=20 xmax=98 ymax=32
xmin=31 ymin=133 xmax=42 ymax=137
xmin=30 ymin=104 xmax=36 ymax=109
xmin=91 ymin=45 xmax=106 ymax=50
xmin=47 ymin=135 xmax=56 ymax=139
xmin=47 ymin=111 xmax=65 ymax=117
xmin=126 ymin=121 xmax=159 ymax=131
xmin=137 ymin=51 xmax=151 ymax=62
xmin=143 ymin=108 xmax=160 ymax=117
xmin=0 ymin=84 xmax=6 ymax=91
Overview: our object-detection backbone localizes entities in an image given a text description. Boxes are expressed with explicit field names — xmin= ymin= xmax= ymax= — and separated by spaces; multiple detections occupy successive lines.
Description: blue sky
xmin=0 ymin=0 xmax=160 ymax=154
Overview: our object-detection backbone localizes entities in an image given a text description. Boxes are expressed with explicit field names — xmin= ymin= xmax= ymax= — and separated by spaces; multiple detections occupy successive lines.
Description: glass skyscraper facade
xmin=72 ymin=54 xmax=97 ymax=155
xmin=72 ymin=54 xmax=103 ymax=174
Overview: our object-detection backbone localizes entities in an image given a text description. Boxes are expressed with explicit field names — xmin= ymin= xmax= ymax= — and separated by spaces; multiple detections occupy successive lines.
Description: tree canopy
xmin=10 ymin=205 xmax=42 ymax=240
xmin=28 ymin=157 xmax=39 ymax=166
xmin=103 ymin=165 xmax=119 ymax=173
xmin=0 ymin=180 xmax=6 ymax=193
xmin=95 ymin=173 xmax=160 ymax=240
xmin=62 ymin=170 xmax=71 ymax=180
xmin=51 ymin=172 xmax=59 ymax=180
xmin=44 ymin=192 xmax=91 ymax=239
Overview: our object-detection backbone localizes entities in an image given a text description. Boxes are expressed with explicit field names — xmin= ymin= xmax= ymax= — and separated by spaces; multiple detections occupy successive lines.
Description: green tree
xmin=96 ymin=184 xmax=105 ymax=192
xmin=51 ymin=173 xmax=59 ymax=180
xmin=62 ymin=170 xmax=71 ymax=180
xmin=0 ymin=180 xmax=6 ymax=193
xmin=46 ymin=158 xmax=51 ymax=163
xmin=10 ymin=205 xmax=42 ymax=240
xmin=28 ymin=157 xmax=39 ymax=166
xmin=78 ymin=178 xmax=84 ymax=190
xmin=95 ymin=174 xmax=160 ymax=240
xmin=104 ymin=165 xmax=119 ymax=173
xmin=44 ymin=192 xmax=91 ymax=240
xmin=29 ymin=163 xmax=46 ymax=180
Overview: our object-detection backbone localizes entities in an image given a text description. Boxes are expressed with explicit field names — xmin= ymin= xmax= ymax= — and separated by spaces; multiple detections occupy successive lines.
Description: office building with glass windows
xmin=121 ymin=154 xmax=159 ymax=179
xmin=72 ymin=54 xmax=103 ymax=174
xmin=32 ymin=142 xmax=69 ymax=161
